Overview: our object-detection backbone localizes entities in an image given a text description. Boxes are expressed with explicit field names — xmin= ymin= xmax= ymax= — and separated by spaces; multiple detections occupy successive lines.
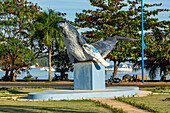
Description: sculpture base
xmin=25 ymin=87 xmax=139 ymax=100
xmin=74 ymin=61 xmax=105 ymax=90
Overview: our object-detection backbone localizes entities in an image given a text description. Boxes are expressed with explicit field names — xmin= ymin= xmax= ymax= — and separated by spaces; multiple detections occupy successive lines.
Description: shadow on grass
xmin=0 ymin=105 xmax=96 ymax=113
xmin=0 ymin=87 xmax=28 ymax=94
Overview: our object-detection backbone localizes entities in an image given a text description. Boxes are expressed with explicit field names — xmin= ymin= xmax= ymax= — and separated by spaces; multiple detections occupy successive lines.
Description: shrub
xmin=0 ymin=90 xmax=9 ymax=94
xmin=23 ymin=74 xmax=32 ymax=82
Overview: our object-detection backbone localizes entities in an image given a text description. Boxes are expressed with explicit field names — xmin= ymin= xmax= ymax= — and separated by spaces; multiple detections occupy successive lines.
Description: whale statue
xmin=58 ymin=20 xmax=139 ymax=67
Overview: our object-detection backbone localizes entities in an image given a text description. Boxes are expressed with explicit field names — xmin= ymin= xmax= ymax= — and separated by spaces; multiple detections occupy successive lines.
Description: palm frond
xmin=148 ymin=64 xmax=159 ymax=80
xmin=134 ymin=59 xmax=160 ymax=80
xmin=31 ymin=9 xmax=65 ymax=51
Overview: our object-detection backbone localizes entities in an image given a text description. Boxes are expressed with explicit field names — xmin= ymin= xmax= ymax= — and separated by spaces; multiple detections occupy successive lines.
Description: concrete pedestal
xmin=26 ymin=87 xmax=139 ymax=100
xmin=74 ymin=61 xmax=105 ymax=90
xmin=25 ymin=61 xmax=139 ymax=100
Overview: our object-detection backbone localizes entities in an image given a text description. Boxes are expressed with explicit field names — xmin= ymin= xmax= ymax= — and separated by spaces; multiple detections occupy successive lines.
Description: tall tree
xmin=0 ymin=0 xmax=42 ymax=81
xmin=31 ymin=9 xmax=65 ymax=81
xmin=74 ymin=0 xmax=169 ymax=79
xmin=136 ymin=31 xmax=170 ymax=80
xmin=0 ymin=38 xmax=34 ymax=81
xmin=52 ymin=49 xmax=73 ymax=80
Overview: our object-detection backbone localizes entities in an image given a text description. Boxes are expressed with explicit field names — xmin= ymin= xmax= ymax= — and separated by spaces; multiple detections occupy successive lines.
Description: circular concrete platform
xmin=26 ymin=86 xmax=139 ymax=100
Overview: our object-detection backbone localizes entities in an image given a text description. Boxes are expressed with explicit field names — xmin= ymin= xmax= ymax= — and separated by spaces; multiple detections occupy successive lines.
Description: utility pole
xmin=141 ymin=0 xmax=144 ymax=83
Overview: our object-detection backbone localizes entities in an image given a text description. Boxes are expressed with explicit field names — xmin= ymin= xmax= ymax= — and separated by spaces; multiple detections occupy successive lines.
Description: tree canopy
xmin=30 ymin=9 xmax=66 ymax=81
xmin=52 ymin=49 xmax=73 ymax=80
xmin=0 ymin=0 xmax=42 ymax=81
xmin=74 ymin=0 xmax=169 ymax=79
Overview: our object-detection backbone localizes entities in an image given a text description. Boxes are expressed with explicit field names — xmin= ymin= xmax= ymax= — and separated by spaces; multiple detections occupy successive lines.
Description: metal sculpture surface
xmin=58 ymin=20 xmax=139 ymax=67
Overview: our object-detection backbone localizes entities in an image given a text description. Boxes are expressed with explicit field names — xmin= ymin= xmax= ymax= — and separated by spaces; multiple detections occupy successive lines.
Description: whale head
xmin=58 ymin=20 xmax=80 ymax=40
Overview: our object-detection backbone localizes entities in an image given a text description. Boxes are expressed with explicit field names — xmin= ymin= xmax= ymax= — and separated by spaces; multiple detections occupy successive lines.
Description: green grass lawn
xmin=1 ymin=86 xmax=170 ymax=113
xmin=116 ymin=86 xmax=170 ymax=113
xmin=117 ymin=94 xmax=170 ymax=113
xmin=0 ymin=99 xmax=115 ymax=113
xmin=140 ymin=86 xmax=170 ymax=94
xmin=0 ymin=87 xmax=124 ymax=113
xmin=0 ymin=87 xmax=55 ymax=97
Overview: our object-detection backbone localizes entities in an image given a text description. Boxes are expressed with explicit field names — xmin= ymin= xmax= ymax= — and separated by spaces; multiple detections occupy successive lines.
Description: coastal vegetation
xmin=0 ymin=0 xmax=169 ymax=82
xmin=30 ymin=9 xmax=65 ymax=81
xmin=74 ymin=0 xmax=170 ymax=80
xmin=35 ymin=57 xmax=48 ymax=67
xmin=0 ymin=0 xmax=169 ymax=112
xmin=139 ymin=33 xmax=170 ymax=79
xmin=52 ymin=50 xmax=74 ymax=80
xmin=0 ymin=0 xmax=42 ymax=81
xmin=0 ymin=1 xmax=66 ymax=81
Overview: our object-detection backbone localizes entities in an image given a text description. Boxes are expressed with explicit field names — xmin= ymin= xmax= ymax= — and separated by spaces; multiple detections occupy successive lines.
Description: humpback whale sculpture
xmin=58 ymin=20 xmax=139 ymax=67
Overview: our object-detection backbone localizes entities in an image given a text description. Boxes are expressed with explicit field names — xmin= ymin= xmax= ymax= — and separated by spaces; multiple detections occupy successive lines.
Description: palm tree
xmin=134 ymin=32 xmax=169 ymax=80
xmin=31 ymin=9 xmax=64 ymax=81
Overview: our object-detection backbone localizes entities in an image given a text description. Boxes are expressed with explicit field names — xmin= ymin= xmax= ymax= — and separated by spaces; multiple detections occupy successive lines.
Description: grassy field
xmin=0 ymin=87 xmax=55 ymax=97
xmin=1 ymin=86 xmax=170 ymax=113
xmin=0 ymin=87 xmax=124 ymax=113
xmin=0 ymin=99 xmax=115 ymax=113
xmin=140 ymin=86 xmax=170 ymax=93
xmin=116 ymin=94 xmax=170 ymax=113
xmin=116 ymin=86 xmax=170 ymax=113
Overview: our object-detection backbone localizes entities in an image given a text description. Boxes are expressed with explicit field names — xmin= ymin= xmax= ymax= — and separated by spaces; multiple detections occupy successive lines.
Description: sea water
xmin=0 ymin=67 xmax=169 ymax=80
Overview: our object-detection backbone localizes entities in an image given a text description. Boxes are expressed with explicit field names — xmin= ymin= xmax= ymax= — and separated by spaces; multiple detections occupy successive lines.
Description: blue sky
xmin=28 ymin=0 xmax=169 ymax=21
xmin=28 ymin=0 xmax=169 ymax=33
xmin=28 ymin=0 xmax=95 ymax=22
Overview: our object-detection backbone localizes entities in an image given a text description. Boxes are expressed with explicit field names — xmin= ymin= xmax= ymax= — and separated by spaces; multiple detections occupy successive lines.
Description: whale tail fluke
xmin=115 ymin=36 xmax=140 ymax=41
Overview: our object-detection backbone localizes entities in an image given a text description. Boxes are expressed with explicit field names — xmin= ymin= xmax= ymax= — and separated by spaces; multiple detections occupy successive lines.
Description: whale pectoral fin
xmin=82 ymin=44 xmax=110 ymax=67
xmin=67 ymin=50 xmax=74 ymax=63
xmin=82 ymin=44 xmax=98 ymax=55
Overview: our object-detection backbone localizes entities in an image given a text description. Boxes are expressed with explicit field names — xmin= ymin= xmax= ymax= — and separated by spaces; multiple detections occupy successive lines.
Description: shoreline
xmin=0 ymin=81 xmax=170 ymax=87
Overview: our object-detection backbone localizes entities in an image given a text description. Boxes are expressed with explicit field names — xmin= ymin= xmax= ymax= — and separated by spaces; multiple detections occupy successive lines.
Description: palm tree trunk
xmin=48 ymin=46 xmax=52 ymax=81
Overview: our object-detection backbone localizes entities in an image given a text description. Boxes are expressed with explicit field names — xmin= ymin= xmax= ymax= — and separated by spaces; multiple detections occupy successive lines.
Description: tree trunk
xmin=112 ymin=60 xmax=120 ymax=80
xmin=13 ymin=67 xmax=23 ymax=82
xmin=164 ymin=70 xmax=170 ymax=78
xmin=5 ymin=70 xmax=9 ymax=77
xmin=10 ymin=69 xmax=14 ymax=81
xmin=48 ymin=46 xmax=52 ymax=81
xmin=12 ymin=74 xmax=16 ymax=82
xmin=3 ymin=70 xmax=9 ymax=81
xmin=10 ymin=56 xmax=15 ymax=81
xmin=60 ymin=71 xmax=64 ymax=80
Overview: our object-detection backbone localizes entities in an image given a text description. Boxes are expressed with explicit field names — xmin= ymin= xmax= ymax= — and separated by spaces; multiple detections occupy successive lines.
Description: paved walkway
xmin=89 ymin=91 xmax=152 ymax=113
